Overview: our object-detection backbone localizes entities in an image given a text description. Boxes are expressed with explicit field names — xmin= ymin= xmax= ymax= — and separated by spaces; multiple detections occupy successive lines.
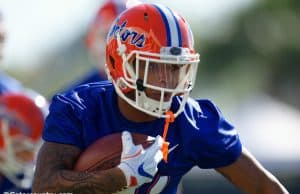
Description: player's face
xmin=12 ymin=137 xmax=35 ymax=162
xmin=88 ymin=18 xmax=114 ymax=69
xmin=0 ymin=148 xmax=34 ymax=170
xmin=0 ymin=133 xmax=35 ymax=163
xmin=0 ymin=21 xmax=6 ymax=61
xmin=0 ymin=117 xmax=36 ymax=164
xmin=132 ymin=59 xmax=190 ymax=101
xmin=88 ymin=27 xmax=107 ymax=67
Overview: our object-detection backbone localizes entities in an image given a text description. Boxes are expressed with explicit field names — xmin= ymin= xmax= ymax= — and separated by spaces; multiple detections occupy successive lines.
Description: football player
xmin=33 ymin=2 xmax=289 ymax=194
xmin=59 ymin=0 xmax=127 ymax=93
xmin=0 ymin=93 xmax=45 ymax=192
xmin=0 ymin=11 xmax=48 ymax=192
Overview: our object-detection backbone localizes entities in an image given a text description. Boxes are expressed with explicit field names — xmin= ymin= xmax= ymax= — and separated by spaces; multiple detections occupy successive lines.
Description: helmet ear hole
xmin=144 ymin=12 xmax=148 ymax=21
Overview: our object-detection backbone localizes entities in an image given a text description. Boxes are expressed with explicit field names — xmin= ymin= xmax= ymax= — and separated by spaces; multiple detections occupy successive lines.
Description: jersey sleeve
xmin=185 ymin=99 xmax=242 ymax=169
xmin=42 ymin=93 xmax=84 ymax=149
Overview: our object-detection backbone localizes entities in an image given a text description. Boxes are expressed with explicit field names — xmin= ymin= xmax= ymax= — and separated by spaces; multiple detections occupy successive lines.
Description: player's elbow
xmin=32 ymin=170 xmax=60 ymax=192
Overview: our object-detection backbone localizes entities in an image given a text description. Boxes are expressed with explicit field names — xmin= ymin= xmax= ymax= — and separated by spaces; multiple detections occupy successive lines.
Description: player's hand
xmin=118 ymin=131 xmax=163 ymax=187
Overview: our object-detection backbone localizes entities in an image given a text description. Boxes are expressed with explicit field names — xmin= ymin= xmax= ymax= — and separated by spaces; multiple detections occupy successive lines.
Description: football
xmin=74 ymin=132 xmax=155 ymax=172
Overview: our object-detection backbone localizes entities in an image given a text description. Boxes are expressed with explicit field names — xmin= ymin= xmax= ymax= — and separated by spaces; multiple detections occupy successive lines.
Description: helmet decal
xmin=109 ymin=20 xmax=146 ymax=48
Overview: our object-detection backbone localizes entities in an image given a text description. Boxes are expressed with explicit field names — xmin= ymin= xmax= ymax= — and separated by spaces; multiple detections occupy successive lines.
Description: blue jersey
xmin=44 ymin=81 xmax=242 ymax=194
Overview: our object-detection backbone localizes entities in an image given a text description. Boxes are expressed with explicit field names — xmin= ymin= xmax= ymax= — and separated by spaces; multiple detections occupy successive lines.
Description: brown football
xmin=74 ymin=133 xmax=155 ymax=172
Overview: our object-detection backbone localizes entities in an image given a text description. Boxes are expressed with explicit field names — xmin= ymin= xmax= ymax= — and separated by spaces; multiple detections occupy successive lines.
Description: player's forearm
xmin=32 ymin=167 xmax=127 ymax=194
xmin=258 ymin=171 xmax=289 ymax=194
xmin=217 ymin=147 xmax=289 ymax=194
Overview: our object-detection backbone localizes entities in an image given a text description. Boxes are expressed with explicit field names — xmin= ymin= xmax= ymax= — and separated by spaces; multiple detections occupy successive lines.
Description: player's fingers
xmin=145 ymin=135 xmax=163 ymax=156
xmin=154 ymin=148 xmax=163 ymax=163
xmin=153 ymin=135 xmax=163 ymax=149
xmin=144 ymin=163 xmax=158 ymax=176
xmin=121 ymin=131 xmax=135 ymax=152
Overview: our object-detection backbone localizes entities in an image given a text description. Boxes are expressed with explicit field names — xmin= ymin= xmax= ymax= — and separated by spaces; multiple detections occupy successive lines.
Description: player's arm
xmin=33 ymin=132 xmax=163 ymax=193
xmin=215 ymin=146 xmax=289 ymax=194
xmin=32 ymin=141 xmax=126 ymax=194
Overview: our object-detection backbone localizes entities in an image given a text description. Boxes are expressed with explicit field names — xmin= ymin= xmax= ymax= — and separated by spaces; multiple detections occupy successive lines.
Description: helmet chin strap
xmin=136 ymin=91 xmax=174 ymax=163
xmin=161 ymin=111 xmax=174 ymax=163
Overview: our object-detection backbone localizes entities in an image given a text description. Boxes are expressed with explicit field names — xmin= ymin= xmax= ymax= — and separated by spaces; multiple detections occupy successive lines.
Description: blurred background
xmin=1 ymin=0 xmax=299 ymax=193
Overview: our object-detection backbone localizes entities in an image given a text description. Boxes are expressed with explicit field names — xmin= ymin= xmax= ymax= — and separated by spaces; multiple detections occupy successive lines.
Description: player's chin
xmin=146 ymin=92 xmax=172 ymax=102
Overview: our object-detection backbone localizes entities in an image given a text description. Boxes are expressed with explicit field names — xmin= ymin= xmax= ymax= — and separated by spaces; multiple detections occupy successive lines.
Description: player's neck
xmin=117 ymin=96 xmax=157 ymax=123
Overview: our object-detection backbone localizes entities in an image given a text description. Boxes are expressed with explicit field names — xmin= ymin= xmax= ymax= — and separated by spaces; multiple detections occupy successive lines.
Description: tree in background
xmin=196 ymin=0 xmax=300 ymax=108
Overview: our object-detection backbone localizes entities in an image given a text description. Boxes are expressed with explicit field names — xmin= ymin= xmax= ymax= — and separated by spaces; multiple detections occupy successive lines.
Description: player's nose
xmin=156 ymin=65 xmax=170 ymax=87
